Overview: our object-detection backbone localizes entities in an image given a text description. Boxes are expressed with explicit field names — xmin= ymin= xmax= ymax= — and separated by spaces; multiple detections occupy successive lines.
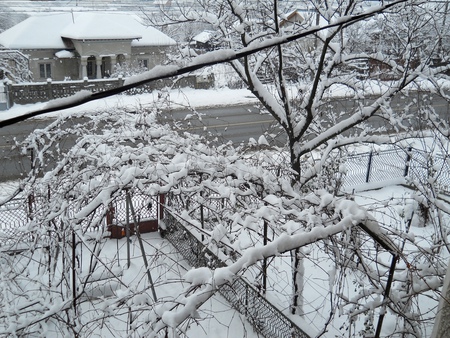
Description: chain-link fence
xmin=163 ymin=212 xmax=311 ymax=338
xmin=343 ymin=147 xmax=450 ymax=194
xmin=1 ymin=146 xmax=449 ymax=336
xmin=0 ymin=198 xmax=32 ymax=247
xmin=0 ymin=190 xmax=162 ymax=249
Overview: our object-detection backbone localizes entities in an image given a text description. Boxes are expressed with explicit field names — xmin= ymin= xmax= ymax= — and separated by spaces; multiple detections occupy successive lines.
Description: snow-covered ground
xmin=0 ymin=85 xmax=448 ymax=337
xmin=0 ymin=181 xmax=443 ymax=337
xmin=0 ymin=87 xmax=260 ymax=122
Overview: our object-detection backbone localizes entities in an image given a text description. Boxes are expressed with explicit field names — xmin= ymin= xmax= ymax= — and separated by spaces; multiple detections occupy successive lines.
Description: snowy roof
xmin=61 ymin=13 xmax=142 ymax=40
xmin=0 ymin=12 xmax=176 ymax=50
xmin=280 ymin=9 xmax=305 ymax=26
xmin=192 ymin=30 xmax=216 ymax=44
xmin=55 ymin=50 xmax=75 ymax=58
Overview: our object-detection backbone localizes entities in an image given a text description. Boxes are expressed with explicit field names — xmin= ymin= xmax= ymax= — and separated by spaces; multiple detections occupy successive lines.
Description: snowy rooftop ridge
xmin=61 ymin=13 xmax=142 ymax=41
xmin=0 ymin=12 xmax=176 ymax=49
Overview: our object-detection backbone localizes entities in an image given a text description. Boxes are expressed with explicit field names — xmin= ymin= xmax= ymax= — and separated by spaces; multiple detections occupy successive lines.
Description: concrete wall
xmin=72 ymin=40 xmax=131 ymax=59
xmin=6 ymin=73 xmax=215 ymax=106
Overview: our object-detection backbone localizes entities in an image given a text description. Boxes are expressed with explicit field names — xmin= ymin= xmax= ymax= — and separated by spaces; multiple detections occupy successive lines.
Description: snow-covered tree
xmin=109 ymin=60 xmax=149 ymax=78
xmin=0 ymin=50 xmax=32 ymax=83
xmin=0 ymin=5 xmax=31 ymax=83
xmin=145 ymin=0 xmax=450 ymax=335
xmin=149 ymin=1 xmax=448 ymax=324
xmin=1 ymin=0 xmax=450 ymax=337
xmin=5 ymin=104 xmax=448 ymax=337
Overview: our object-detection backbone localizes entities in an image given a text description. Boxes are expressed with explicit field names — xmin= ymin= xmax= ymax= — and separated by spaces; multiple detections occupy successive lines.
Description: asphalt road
xmin=0 ymin=94 xmax=449 ymax=182
xmin=158 ymin=104 xmax=283 ymax=144
xmin=0 ymin=104 xmax=280 ymax=181
xmin=0 ymin=119 xmax=55 ymax=182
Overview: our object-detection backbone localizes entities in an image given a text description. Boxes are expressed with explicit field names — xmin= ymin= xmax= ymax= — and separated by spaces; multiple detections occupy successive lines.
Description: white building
xmin=0 ymin=12 xmax=176 ymax=82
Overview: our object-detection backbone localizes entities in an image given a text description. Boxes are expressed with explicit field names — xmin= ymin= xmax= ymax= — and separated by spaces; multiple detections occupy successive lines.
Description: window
xmin=138 ymin=59 xmax=148 ymax=69
xmin=87 ymin=58 xmax=96 ymax=79
xmin=39 ymin=63 xmax=51 ymax=79
xmin=117 ymin=54 xmax=126 ymax=65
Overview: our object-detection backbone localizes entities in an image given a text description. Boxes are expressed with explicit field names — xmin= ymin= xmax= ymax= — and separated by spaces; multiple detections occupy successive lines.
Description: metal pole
xmin=403 ymin=147 xmax=412 ymax=177
xmin=262 ymin=220 xmax=268 ymax=294
xmin=366 ymin=151 xmax=373 ymax=183
xmin=374 ymin=254 xmax=398 ymax=337
xmin=126 ymin=192 xmax=157 ymax=302
xmin=126 ymin=191 xmax=131 ymax=269
xmin=28 ymin=148 xmax=35 ymax=221
xmin=72 ymin=231 xmax=77 ymax=315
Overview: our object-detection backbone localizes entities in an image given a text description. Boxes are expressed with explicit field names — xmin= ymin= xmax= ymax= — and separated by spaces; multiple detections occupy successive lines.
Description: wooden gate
xmin=106 ymin=193 xmax=165 ymax=239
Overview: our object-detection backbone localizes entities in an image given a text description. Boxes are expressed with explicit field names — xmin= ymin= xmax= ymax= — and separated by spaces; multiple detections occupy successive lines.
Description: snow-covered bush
xmin=0 ymin=103 xmax=447 ymax=337
xmin=2 ymin=0 xmax=450 ymax=336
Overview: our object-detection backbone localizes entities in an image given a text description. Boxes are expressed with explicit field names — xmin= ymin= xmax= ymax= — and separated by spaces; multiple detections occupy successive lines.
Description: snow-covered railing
xmin=163 ymin=212 xmax=311 ymax=338
xmin=343 ymin=147 xmax=450 ymax=194
xmin=5 ymin=74 xmax=214 ymax=106
xmin=0 ymin=197 xmax=35 ymax=251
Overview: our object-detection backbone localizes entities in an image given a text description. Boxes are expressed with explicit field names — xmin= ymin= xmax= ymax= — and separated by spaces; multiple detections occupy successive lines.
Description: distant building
xmin=191 ymin=30 xmax=220 ymax=51
xmin=0 ymin=12 xmax=176 ymax=82
xmin=280 ymin=9 xmax=305 ymax=28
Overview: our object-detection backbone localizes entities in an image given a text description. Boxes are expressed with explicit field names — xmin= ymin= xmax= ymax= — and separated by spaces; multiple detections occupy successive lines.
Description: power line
xmin=0 ymin=0 xmax=409 ymax=128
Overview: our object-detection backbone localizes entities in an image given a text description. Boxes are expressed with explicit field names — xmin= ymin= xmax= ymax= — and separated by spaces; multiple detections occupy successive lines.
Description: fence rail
xmin=163 ymin=212 xmax=311 ymax=338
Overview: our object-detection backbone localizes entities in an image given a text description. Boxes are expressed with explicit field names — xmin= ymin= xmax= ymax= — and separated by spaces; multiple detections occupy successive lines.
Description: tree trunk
xmin=431 ymin=259 xmax=450 ymax=338
xmin=291 ymin=247 xmax=305 ymax=316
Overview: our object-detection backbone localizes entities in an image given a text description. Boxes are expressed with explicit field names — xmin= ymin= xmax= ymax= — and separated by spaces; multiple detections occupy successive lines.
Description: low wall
xmin=4 ymin=74 xmax=214 ymax=106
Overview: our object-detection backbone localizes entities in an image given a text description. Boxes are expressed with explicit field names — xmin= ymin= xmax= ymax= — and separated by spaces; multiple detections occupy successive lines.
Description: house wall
xmin=22 ymin=44 xmax=174 ymax=82
xmin=59 ymin=58 xmax=80 ymax=80
xmin=72 ymin=40 xmax=132 ymax=59
xmin=130 ymin=46 xmax=173 ymax=69
xmin=25 ymin=49 xmax=80 ymax=82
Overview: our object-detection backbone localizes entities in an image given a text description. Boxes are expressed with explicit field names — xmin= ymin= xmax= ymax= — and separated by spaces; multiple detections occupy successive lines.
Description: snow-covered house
xmin=191 ymin=30 xmax=219 ymax=51
xmin=280 ymin=9 xmax=305 ymax=28
xmin=0 ymin=12 xmax=176 ymax=82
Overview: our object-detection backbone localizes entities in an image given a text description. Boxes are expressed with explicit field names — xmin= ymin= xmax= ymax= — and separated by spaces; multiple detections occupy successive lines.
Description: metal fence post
xmin=404 ymin=147 xmax=412 ymax=177
xmin=125 ymin=190 xmax=131 ymax=269
xmin=27 ymin=148 xmax=35 ymax=221
xmin=200 ymin=190 xmax=205 ymax=242
xmin=262 ymin=220 xmax=268 ymax=294
xmin=159 ymin=194 xmax=165 ymax=220
xmin=365 ymin=151 xmax=373 ymax=183
xmin=72 ymin=230 xmax=77 ymax=315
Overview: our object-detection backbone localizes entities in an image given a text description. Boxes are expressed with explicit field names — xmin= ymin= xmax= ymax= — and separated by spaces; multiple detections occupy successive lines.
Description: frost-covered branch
xmin=0 ymin=0 xmax=408 ymax=128
xmin=151 ymin=203 xmax=372 ymax=335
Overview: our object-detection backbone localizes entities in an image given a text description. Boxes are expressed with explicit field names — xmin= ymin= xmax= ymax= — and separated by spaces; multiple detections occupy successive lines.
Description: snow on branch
xmin=151 ymin=197 xmax=382 ymax=334
xmin=0 ymin=0 xmax=409 ymax=128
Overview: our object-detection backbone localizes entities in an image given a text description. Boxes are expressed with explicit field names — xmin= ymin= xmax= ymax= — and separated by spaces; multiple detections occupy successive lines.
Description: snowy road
xmin=0 ymin=104 xmax=279 ymax=181
xmin=158 ymin=103 xmax=284 ymax=145
xmin=0 ymin=93 xmax=449 ymax=181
